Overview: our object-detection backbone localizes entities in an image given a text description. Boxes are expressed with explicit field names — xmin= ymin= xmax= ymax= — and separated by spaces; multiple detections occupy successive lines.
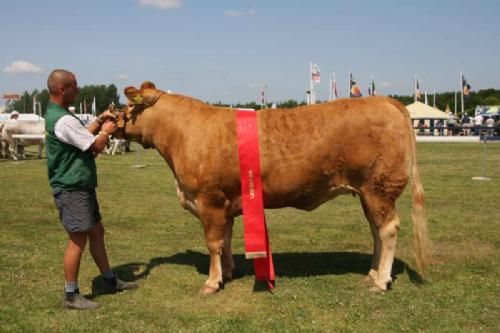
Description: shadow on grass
xmin=90 ymin=250 xmax=423 ymax=295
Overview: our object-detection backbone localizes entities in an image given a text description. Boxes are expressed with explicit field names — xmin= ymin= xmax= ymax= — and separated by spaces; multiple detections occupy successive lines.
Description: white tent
xmin=406 ymin=101 xmax=448 ymax=119
xmin=406 ymin=101 xmax=450 ymax=135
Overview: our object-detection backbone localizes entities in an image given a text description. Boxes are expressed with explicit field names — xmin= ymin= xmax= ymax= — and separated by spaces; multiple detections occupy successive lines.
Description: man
xmin=45 ymin=69 xmax=137 ymax=310
xmin=485 ymin=116 xmax=495 ymax=136
xmin=474 ymin=113 xmax=483 ymax=136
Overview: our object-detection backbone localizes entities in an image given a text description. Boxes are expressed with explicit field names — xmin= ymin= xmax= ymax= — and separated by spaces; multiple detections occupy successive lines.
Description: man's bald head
xmin=47 ymin=69 xmax=78 ymax=107
xmin=47 ymin=69 xmax=77 ymax=95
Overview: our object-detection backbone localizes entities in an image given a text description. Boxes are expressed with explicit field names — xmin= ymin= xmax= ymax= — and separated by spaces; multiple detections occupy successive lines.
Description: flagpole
xmin=454 ymin=91 xmax=457 ymax=116
xmin=370 ymin=75 xmax=374 ymax=96
xmin=329 ymin=75 xmax=332 ymax=101
xmin=433 ymin=86 xmax=436 ymax=108
xmin=371 ymin=75 xmax=373 ymax=96
xmin=265 ymin=84 xmax=267 ymax=107
xmin=260 ymin=84 xmax=264 ymax=109
xmin=309 ymin=62 xmax=314 ymax=105
xmin=333 ymin=72 xmax=336 ymax=101
xmin=414 ymin=75 xmax=417 ymax=102
xmin=348 ymin=72 xmax=351 ymax=99
xmin=460 ymin=72 xmax=464 ymax=117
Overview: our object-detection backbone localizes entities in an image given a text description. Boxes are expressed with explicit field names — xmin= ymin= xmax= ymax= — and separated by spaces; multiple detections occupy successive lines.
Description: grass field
xmin=1 ymin=143 xmax=499 ymax=333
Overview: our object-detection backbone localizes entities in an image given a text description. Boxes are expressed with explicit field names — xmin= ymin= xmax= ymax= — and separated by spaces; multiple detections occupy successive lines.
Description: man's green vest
xmin=45 ymin=102 xmax=97 ymax=192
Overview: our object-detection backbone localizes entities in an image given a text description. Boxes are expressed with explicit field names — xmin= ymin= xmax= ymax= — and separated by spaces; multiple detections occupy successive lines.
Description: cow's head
xmin=113 ymin=81 xmax=165 ymax=140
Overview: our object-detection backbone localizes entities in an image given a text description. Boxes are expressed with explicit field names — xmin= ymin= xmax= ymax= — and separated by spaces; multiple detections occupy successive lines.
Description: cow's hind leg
xmin=362 ymin=208 xmax=381 ymax=283
xmin=373 ymin=214 xmax=400 ymax=292
xmin=360 ymin=193 xmax=400 ymax=292
xmin=222 ymin=217 xmax=235 ymax=282
xmin=199 ymin=205 xmax=226 ymax=295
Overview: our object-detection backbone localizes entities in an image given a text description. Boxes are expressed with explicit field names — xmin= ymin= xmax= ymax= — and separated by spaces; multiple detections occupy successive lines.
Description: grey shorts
xmin=53 ymin=189 xmax=102 ymax=233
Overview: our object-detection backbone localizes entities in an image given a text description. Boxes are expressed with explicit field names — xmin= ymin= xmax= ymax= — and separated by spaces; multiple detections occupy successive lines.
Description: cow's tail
xmin=408 ymin=114 xmax=431 ymax=276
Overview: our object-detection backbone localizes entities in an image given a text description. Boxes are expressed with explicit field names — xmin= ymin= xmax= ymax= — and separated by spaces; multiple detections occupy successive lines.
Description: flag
xmin=415 ymin=79 xmax=421 ymax=100
xmin=311 ymin=63 xmax=320 ymax=83
xmin=368 ymin=79 xmax=376 ymax=96
xmin=462 ymin=75 xmax=471 ymax=96
xmin=350 ymin=74 xmax=362 ymax=98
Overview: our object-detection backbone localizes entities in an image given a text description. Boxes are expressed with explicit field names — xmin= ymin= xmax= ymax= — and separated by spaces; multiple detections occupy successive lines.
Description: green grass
xmin=1 ymin=143 xmax=499 ymax=332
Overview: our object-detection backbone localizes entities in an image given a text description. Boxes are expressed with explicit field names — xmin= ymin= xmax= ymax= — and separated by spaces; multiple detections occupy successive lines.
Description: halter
xmin=109 ymin=91 xmax=166 ymax=140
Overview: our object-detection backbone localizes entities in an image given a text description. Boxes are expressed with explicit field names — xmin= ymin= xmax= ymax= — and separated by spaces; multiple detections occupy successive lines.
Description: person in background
xmin=435 ymin=120 xmax=444 ymax=136
xmin=10 ymin=110 xmax=19 ymax=120
xmin=462 ymin=115 xmax=471 ymax=136
xmin=474 ymin=113 xmax=484 ymax=136
xmin=485 ymin=116 xmax=495 ymax=136
xmin=45 ymin=69 xmax=137 ymax=310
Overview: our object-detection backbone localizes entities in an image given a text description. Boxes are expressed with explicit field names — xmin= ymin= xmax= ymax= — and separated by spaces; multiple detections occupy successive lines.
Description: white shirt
xmin=475 ymin=115 xmax=483 ymax=125
xmin=485 ymin=118 xmax=495 ymax=127
xmin=55 ymin=115 xmax=96 ymax=152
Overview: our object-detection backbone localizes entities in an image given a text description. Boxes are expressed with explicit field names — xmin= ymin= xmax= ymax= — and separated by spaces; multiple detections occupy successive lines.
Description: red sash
xmin=236 ymin=109 xmax=275 ymax=289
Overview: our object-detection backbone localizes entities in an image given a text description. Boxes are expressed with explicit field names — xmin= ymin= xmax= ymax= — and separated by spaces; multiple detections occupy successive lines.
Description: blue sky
xmin=1 ymin=0 xmax=499 ymax=104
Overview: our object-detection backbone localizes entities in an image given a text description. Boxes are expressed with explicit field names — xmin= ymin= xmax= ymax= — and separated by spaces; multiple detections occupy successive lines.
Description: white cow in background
xmin=1 ymin=120 xmax=45 ymax=160
xmin=105 ymin=137 xmax=129 ymax=155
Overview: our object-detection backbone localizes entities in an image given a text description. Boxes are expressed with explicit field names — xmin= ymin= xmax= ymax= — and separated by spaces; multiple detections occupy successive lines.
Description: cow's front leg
xmin=199 ymin=205 xmax=226 ymax=295
xmin=38 ymin=144 xmax=44 ymax=159
xmin=19 ymin=145 xmax=25 ymax=159
xmin=222 ymin=217 xmax=235 ymax=282
xmin=10 ymin=144 xmax=18 ymax=160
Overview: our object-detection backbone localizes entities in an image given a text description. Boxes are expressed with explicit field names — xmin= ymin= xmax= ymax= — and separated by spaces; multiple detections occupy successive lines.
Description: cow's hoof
xmin=369 ymin=279 xmax=392 ymax=293
xmin=362 ymin=274 xmax=376 ymax=285
xmin=369 ymin=286 xmax=386 ymax=294
xmin=222 ymin=272 xmax=233 ymax=282
xmin=200 ymin=285 xmax=220 ymax=295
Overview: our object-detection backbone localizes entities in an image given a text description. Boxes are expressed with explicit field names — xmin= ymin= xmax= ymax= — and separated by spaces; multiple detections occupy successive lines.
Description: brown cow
xmin=114 ymin=83 xmax=431 ymax=295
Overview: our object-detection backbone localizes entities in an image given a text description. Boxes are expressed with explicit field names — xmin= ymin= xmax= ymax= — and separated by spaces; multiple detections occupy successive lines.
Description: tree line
xmin=213 ymin=89 xmax=500 ymax=115
xmin=5 ymin=84 xmax=120 ymax=116
xmin=389 ymin=89 xmax=500 ymax=115
xmin=5 ymin=85 xmax=500 ymax=116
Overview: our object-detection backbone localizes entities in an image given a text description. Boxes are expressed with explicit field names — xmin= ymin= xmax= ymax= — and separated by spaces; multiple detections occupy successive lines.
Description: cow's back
xmin=257 ymin=96 xmax=413 ymax=209
xmin=151 ymin=95 xmax=413 ymax=212
xmin=2 ymin=120 xmax=45 ymax=144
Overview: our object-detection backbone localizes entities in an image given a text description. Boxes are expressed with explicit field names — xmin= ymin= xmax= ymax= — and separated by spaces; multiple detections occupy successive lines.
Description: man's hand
xmin=97 ymin=111 xmax=117 ymax=124
xmin=90 ymin=120 xmax=117 ymax=154
xmin=101 ymin=120 xmax=117 ymax=135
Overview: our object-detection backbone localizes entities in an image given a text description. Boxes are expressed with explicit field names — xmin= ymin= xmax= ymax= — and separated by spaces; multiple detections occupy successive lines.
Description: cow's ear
xmin=140 ymin=81 xmax=156 ymax=90
xmin=124 ymin=86 xmax=143 ymax=105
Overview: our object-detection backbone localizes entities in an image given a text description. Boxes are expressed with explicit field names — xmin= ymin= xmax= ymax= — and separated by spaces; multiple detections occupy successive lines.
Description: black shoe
xmin=103 ymin=277 xmax=138 ymax=294
xmin=64 ymin=289 xmax=99 ymax=310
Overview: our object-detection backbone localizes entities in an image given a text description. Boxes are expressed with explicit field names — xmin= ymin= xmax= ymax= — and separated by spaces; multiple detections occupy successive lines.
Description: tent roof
xmin=480 ymin=106 xmax=500 ymax=115
xmin=406 ymin=101 xmax=449 ymax=119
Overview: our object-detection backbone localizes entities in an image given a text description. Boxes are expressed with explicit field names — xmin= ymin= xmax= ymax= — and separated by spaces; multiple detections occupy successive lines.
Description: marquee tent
xmin=406 ymin=101 xmax=448 ymax=119
xmin=406 ymin=101 xmax=450 ymax=135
